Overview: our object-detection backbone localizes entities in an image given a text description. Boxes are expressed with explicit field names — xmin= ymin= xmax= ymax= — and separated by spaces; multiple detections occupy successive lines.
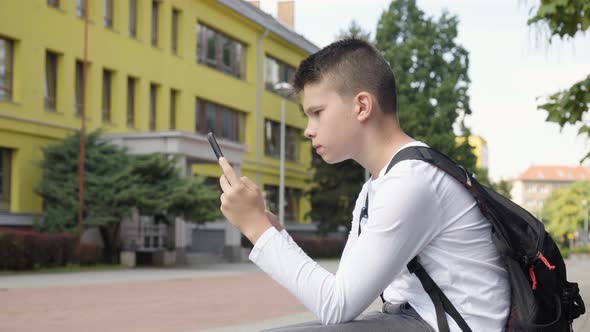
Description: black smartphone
xmin=207 ymin=132 xmax=224 ymax=160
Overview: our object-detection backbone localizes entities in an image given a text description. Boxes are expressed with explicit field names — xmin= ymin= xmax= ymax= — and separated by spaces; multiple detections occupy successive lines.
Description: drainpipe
xmin=256 ymin=28 xmax=269 ymax=187
xmin=77 ymin=0 xmax=89 ymax=242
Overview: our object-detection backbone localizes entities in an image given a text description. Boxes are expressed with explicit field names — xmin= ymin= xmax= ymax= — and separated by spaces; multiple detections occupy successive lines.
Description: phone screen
xmin=207 ymin=132 xmax=224 ymax=160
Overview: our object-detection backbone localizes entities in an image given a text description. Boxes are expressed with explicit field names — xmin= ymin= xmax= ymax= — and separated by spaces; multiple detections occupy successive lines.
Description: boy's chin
xmin=321 ymin=154 xmax=347 ymax=164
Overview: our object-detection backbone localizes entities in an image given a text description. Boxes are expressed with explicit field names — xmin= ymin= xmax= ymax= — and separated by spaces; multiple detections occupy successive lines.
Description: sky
xmin=257 ymin=0 xmax=590 ymax=181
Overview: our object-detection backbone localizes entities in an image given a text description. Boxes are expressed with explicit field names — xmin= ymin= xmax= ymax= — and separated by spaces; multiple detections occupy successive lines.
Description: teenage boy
xmin=217 ymin=39 xmax=510 ymax=332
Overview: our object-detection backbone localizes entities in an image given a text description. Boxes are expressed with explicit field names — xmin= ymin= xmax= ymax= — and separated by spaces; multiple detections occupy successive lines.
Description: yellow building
xmin=455 ymin=135 xmax=489 ymax=170
xmin=0 ymin=0 xmax=317 ymax=251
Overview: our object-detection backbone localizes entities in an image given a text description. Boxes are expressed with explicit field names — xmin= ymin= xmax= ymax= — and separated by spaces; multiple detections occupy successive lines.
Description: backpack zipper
xmin=528 ymin=251 xmax=556 ymax=290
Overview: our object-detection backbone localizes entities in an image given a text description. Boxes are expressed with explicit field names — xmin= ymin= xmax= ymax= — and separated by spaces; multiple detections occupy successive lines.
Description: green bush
xmin=561 ymin=245 xmax=590 ymax=259
xmin=73 ymin=243 xmax=103 ymax=265
xmin=291 ymin=236 xmax=345 ymax=258
xmin=0 ymin=232 xmax=30 ymax=270
xmin=0 ymin=228 xmax=76 ymax=270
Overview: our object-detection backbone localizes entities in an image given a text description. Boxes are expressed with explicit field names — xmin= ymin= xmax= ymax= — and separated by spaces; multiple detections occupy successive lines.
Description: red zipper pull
xmin=537 ymin=253 xmax=556 ymax=270
xmin=529 ymin=266 xmax=537 ymax=290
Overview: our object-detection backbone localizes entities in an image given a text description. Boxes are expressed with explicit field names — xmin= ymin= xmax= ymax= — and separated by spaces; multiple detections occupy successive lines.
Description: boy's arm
xmin=338 ymin=182 xmax=367 ymax=267
xmin=249 ymin=164 xmax=442 ymax=325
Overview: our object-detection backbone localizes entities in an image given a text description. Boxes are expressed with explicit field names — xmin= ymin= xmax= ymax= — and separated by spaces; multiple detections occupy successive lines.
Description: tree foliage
xmin=336 ymin=19 xmax=372 ymax=41
xmin=474 ymin=168 xmax=513 ymax=199
xmin=307 ymin=1 xmax=483 ymax=234
xmin=375 ymin=0 xmax=477 ymax=172
xmin=528 ymin=0 xmax=590 ymax=161
xmin=306 ymin=154 xmax=366 ymax=235
xmin=542 ymin=181 xmax=590 ymax=243
xmin=35 ymin=129 xmax=220 ymax=262
xmin=36 ymin=130 xmax=133 ymax=233
xmin=527 ymin=0 xmax=590 ymax=38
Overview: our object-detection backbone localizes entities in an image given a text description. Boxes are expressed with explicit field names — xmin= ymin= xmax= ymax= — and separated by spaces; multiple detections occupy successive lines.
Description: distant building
xmin=455 ymin=135 xmax=489 ymax=169
xmin=510 ymin=165 xmax=590 ymax=218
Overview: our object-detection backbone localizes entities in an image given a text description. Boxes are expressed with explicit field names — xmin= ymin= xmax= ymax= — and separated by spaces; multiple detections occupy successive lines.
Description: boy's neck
xmin=357 ymin=121 xmax=414 ymax=180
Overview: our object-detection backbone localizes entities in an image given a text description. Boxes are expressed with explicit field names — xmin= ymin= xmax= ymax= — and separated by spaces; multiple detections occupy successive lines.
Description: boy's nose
xmin=304 ymin=125 xmax=315 ymax=139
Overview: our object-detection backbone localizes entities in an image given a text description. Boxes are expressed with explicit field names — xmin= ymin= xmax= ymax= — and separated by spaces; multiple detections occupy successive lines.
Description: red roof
xmin=518 ymin=165 xmax=590 ymax=181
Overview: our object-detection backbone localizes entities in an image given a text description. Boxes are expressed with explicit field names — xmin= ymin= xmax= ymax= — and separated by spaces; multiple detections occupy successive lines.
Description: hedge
xmin=0 ymin=228 xmax=103 ymax=270
xmin=561 ymin=245 xmax=590 ymax=259
xmin=291 ymin=235 xmax=346 ymax=258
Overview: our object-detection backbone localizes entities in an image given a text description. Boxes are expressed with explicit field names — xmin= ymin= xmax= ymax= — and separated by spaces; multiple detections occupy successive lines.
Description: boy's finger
xmin=241 ymin=176 xmax=258 ymax=191
xmin=219 ymin=174 xmax=231 ymax=193
xmin=218 ymin=157 xmax=239 ymax=186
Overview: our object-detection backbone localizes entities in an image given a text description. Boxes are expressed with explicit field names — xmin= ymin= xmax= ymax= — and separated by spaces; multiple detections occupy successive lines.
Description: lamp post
xmin=583 ymin=199 xmax=588 ymax=246
xmin=273 ymin=82 xmax=293 ymax=226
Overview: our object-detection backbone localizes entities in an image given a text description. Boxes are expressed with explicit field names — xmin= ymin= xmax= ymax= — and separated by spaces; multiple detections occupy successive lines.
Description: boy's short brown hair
xmin=293 ymin=38 xmax=397 ymax=114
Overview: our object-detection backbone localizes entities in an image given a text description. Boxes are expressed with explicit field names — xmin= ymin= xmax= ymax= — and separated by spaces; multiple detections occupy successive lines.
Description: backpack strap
xmin=408 ymin=257 xmax=472 ymax=332
xmin=358 ymin=195 xmax=368 ymax=237
xmin=387 ymin=145 xmax=473 ymax=332
xmin=387 ymin=146 xmax=473 ymax=188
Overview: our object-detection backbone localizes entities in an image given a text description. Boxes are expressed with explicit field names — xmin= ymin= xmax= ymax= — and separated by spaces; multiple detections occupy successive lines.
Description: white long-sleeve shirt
xmin=249 ymin=142 xmax=510 ymax=332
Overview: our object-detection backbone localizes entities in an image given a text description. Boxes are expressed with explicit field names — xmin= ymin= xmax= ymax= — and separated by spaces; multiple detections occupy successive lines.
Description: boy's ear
xmin=355 ymin=91 xmax=373 ymax=123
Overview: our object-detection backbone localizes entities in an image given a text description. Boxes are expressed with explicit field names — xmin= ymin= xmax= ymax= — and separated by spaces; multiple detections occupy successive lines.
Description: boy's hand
xmin=218 ymin=157 xmax=271 ymax=244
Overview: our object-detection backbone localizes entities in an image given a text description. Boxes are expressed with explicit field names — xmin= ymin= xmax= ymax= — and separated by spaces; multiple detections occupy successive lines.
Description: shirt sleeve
xmin=280 ymin=228 xmax=303 ymax=251
xmin=339 ymin=182 xmax=367 ymax=266
xmin=249 ymin=162 xmax=442 ymax=325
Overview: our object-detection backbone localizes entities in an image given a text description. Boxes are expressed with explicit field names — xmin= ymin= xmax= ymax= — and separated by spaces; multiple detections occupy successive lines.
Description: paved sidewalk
xmin=0 ymin=258 xmax=588 ymax=331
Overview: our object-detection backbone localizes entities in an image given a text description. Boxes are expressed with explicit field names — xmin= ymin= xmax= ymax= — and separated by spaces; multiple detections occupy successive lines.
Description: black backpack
xmin=360 ymin=146 xmax=585 ymax=332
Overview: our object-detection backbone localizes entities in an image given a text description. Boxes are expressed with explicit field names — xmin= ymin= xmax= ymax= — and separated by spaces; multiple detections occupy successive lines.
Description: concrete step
xmin=185 ymin=252 xmax=226 ymax=265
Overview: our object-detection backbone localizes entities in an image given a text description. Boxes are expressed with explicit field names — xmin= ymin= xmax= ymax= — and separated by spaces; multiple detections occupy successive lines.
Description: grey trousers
xmin=262 ymin=302 xmax=435 ymax=332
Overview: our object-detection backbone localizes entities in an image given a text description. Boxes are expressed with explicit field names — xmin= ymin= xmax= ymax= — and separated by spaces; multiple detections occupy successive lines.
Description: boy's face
xmin=302 ymin=78 xmax=361 ymax=164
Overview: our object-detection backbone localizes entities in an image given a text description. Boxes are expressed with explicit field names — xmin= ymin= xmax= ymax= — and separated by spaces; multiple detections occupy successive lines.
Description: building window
xmin=265 ymin=56 xmax=295 ymax=92
xmin=102 ymin=69 xmax=113 ymax=122
xmin=129 ymin=0 xmax=138 ymax=37
xmin=76 ymin=0 xmax=87 ymax=17
xmin=47 ymin=0 xmax=60 ymax=8
xmin=127 ymin=77 xmax=136 ymax=127
xmin=171 ymin=8 xmax=180 ymax=54
xmin=149 ymin=83 xmax=158 ymax=130
xmin=104 ymin=0 xmax=114 ymax=28
xmin=195 ymin=98 xmax=244 ymax=143
xmin=45 ymin=51 xmax=59 ymax=111
xmin=74 ymin=60 xmax=86 ymax=117
xmin=151 ymin=0 xmax=159 ymax=47
xmin=197 ymin=24 xmax=245 ymax=79
xmin=264 ymin=120 xmax=301 ymax=161
xmin=0 ymin=148 xmax=11 ymax=211
xmin=263 ymin=185 xmax=301 ymax=222
xmin=0 ymin=38 xmax=14 ymax=102
xmin=170 ymin=89 xmax=178 ymax=130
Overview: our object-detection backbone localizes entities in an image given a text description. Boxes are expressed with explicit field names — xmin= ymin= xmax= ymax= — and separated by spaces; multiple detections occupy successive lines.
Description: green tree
xmin=492 ymin=179 xmax=513 ymax=199
xmin=336 ymin=19 xmax=372 ymax=41
xmin=36 ymin=130 xmax=220 ymax=263
xmin=307 ymin=0 xmax=484 ymax=234
xmin=306 ymin=154 xmax=366 ymax=234
xmin=528 ymin=0 xmax=590 ymax=161
xmin=542 ymin=181 xmax=590 ymax=245
xmin=126 ymin=153 xmax=220 ymax=226
xmin=375 ymin=0 xmax=477 ymax=172
xmin=472 ymin=168 xmax=513 ymax=199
